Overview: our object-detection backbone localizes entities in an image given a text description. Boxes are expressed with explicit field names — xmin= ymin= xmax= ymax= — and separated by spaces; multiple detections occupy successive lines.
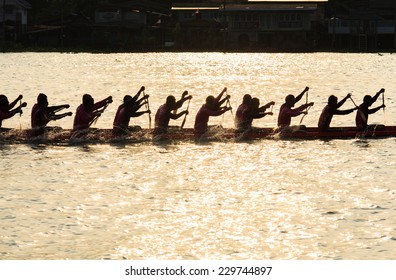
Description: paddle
xmin=18 ymin=97 xmax=22 ymax=130
xmin=19 ymin=97 xmax=22 ymax=117
xmin=175 ymin=90 xmax=188 ymax=115
xmin=299 ymin=89 xmax=310 ymax=125
xmin=224 ymin=88 xmax=235 ymax=125
xmin=18 ymin=96 xmax=28 ymax=130
xmin=382 ymin=90 xmax=385 ymax=112
xmin=349 ymin=95 xmax=366 ymax=124
xmin=382 ymin=90 xmax=386 ymax=124
xmin=90 ymin=102 xmax=109 ymax=127
xmin=349 ymin=95 xmax=358 ymax=107
xmin=180 ymin=98 xmax=191 ymax=129
xmin=143 ymin=90 xmax=151 ymax=129
xmin=226 ymin=97 xmax=235 ymax=125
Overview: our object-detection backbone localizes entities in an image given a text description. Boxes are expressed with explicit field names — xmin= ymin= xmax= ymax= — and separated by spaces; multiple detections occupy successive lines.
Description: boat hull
xmin=1 ymin=126 xmax=396 ymax=144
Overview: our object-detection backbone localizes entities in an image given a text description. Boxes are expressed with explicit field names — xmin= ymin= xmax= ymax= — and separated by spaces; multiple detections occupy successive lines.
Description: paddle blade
xmin=148 ymin=114 xmax=152 ymax=129
xmin=181 ymin=118 xmax=187 ymax=129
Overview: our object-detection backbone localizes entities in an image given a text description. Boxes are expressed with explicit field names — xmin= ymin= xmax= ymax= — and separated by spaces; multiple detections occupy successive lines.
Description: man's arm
xmin=295 ymin=87 xmax=309 ymax=103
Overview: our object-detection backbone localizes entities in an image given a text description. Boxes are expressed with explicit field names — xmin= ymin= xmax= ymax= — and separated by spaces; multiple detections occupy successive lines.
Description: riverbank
xmin=2 ymin=40 xmax=395 ymax=54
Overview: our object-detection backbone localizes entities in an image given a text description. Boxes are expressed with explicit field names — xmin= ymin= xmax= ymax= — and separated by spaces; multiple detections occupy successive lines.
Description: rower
xmin=73 ymin=94 xmax=113 ymax=133
xmin=276 ymin=87 xmax=313 ymax=132
xmin=278 ymin=86 xmax=309 ymax=119
xmin=194 ymin=94 xmax=232 ymax=139
xmin=212 ymin=87 xmax=229 ymax=110
xmin=153 ymin=91 xmax=192 ymax=137
xmin=113 ymin=86 xmax=150 ymax=136
xmin=355 ymin=88 xmax=386 ymax=131
xmin=31 ymin=93 xmax=72 ymax=136
xmin=318 ymin=94 xmax=357 ymax=132
xmin=0 ymin=94 xmax=27 ymax=129
xmin=235 ymin=94 xmax=252 ymax=129
xmin=241 ymin=98 xmax=274 ymax=131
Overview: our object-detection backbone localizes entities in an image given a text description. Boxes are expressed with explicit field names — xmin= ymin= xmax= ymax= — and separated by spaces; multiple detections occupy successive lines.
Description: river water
xmin=0 ymin=52 xmax=395 ymax=260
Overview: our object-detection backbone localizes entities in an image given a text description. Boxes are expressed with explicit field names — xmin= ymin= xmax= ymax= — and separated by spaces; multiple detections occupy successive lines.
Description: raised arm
xmin=130 ymin=86 xmax=145 ymax=103
xmin=370 ymin=88 xmax=385 ymax=106
xmin=293 ymin=102 xmax=314 ymax=116
xmin=207 ymin=107 xmax=231 ymax=117
xmin=295 ymin=87 xmax=309 ymax=104
xmin=259 ymin=101 xmax=275 ymax=112
xmin=48 ymin=104 xmax=70 ymax=114
xmin=252 ymin=111 xmax=273 ymax=119
xmin=368 ymin=104 xmax=385 ymax=115
xmin=170 ymin=110 xmax=188 ymax=120
xmin=130 ymin=96 xmax=151 ymax=116
xmin=131 ymin=110 xmax=150 ymax=118
xmin=0 ymin=108 xmax=22 ymax=120
xmin=50 ymin=112 xmax=73 ymax=121
xmin=336 ymin=93 xmax=351 ymax=109
xmin=214 ymin=88 xmax=227 ymax=104
xmin=93 ymin=96 xmax=113 ymax=111
xmin=175 ymin=91 xmax=192 ymax=110
xmin=8 ymin=95 xmax=23 ymax=110
xmin=334 ymin=107 xmax=356 ymax=116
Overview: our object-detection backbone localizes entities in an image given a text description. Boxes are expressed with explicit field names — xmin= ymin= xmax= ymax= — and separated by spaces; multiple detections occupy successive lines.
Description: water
xmin=0 ymin=52 xmax=395 ymax=260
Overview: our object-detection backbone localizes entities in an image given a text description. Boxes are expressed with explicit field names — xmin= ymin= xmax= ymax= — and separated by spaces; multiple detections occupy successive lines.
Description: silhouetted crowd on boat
xmin=0 ymin=86 xmax=386 ymax=139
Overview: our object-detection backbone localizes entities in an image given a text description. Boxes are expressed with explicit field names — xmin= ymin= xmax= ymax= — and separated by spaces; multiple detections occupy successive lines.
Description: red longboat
xmin=1 ymin=125 xmax=396 ymax=144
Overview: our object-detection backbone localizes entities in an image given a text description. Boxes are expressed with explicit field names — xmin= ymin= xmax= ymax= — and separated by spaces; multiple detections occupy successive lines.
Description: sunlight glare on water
xmin=1 ymin=52 xmax=396 ymax=260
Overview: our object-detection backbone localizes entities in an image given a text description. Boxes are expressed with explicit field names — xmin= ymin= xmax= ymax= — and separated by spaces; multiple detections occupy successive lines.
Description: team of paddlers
xmin=0 ymin=86 xmax=386 ymax=139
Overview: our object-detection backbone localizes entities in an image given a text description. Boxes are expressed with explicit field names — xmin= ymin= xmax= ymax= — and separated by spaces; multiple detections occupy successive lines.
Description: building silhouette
xmin=2 ymin=0 xmax=396 ymax=51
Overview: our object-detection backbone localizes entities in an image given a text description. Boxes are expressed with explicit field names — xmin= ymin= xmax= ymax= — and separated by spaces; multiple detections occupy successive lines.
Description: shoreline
xmin=1 ymin=42 xmax=395 ymax=54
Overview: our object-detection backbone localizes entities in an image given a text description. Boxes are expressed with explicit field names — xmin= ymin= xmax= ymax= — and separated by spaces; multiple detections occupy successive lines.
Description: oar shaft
xmin=299 ymin=90 xmax=309 ymax=125
xmin=91 ymin=103 xmax=109 ymax=126
xmin=226 ymin=97 xmax=235 ymax=125
xmin=299 ymin=106 xmax=311 ymax=125
xmin=382 ymin=91 xmax=385 ymax=112
xmin=349 ymin=96 xmax=367 ymax=124
xmin=19 ymin=98 xmax=22 ymax=116
xmin=180 ymin=99 xmax=191 ymax=129
xmin=143 ymin=91 xmax=151 ymax=129
xmin=349 ymin=96 xmax=358 ymax=107
xmin=224 ymin=91 xmax=233 ymax=116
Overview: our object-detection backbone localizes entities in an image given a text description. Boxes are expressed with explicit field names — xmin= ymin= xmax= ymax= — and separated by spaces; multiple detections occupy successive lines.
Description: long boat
xmin=1 ymin=125 xmax=396 ymax=144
